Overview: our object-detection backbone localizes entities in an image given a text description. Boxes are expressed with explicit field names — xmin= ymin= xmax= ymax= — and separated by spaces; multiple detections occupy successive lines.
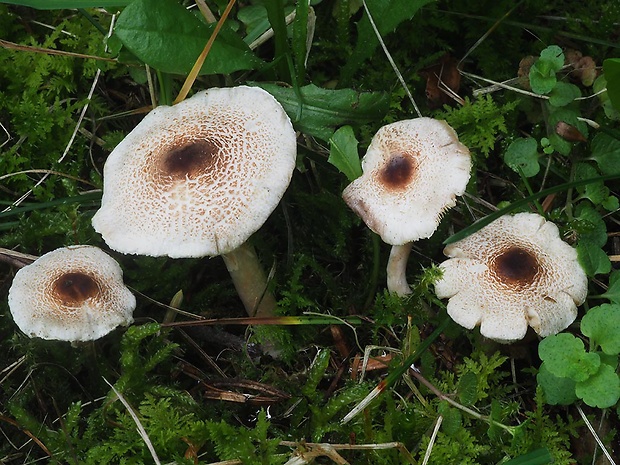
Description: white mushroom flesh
xmin=92 ymin=86 xmax=297 ymax=258
xmin=435 ymin=212 xmax=588 ymax=343
xmin=342 ymin=118 xmax=471 ymax=245
xmin=8 ymin=246 xmax=135 ymax=342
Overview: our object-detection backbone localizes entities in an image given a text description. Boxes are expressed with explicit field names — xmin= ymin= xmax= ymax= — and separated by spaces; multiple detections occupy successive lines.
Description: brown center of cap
xmin=491 ymin=246 xmax=539 ymax=286
xmin=162 ymin=140 xmax=219 ymax=180
xmin=379 ymin=154 xmax=417 ymax=190
xmin=52 ymin=272 xmax=99 ymax=307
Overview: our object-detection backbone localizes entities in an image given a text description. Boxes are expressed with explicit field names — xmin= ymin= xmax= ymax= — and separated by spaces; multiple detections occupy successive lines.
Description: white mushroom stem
xmin=386 ymin=243 xmax=413 ymax=296
xmin=221 ymin=242 xmax=277 ymax=317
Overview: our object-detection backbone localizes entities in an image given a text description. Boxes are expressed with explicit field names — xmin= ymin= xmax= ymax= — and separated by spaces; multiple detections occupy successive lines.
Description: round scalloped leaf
xmin=548 ymin=82 xmax=582 ymax=107
xmin=581 ymin=304 xmax=620 ymax=355
xmin=537 ymin=362 xmax=578 ymax=405
xmin=538 ymin=333 xmax=600 ymax=382
xmin=504 ymin=137 xmax=539 ymax=177
xmin=575 ymin=363 xmax=620 ymax=408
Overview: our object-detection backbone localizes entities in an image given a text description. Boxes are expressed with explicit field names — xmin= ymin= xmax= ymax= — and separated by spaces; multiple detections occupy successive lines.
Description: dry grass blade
xmin=0 ymin=39 xmax=116 ymax=62
xmin=576 ymin=405 xmax=616 ymax=465
xmin=103 ymin=378 xmax=161 ymax=465
xmin=174 ymin=0 xmax=237 ymax=104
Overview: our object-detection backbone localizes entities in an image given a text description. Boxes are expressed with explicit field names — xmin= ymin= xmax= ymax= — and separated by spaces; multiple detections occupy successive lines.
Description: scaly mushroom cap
xmin=8 ymin=246 xmax=135 ymax=342
xmin=91 ymin=86 xmax=297 ymax=258
xmin=342 ymin=118 xmax=471 ymax=245
xmin=435 ymin=213 xmax=588 ymax=343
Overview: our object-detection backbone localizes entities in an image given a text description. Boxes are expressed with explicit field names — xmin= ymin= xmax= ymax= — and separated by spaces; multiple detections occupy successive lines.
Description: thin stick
xmin=576 ymin=405 xmax=616 ymax=465
xmin=421 ymin=415 xmax=443 ymax=465
xmin=174 ymin=0 xmax=236 ymax=104
xmin=0 ymin=39 xmax=116 ymax=62
xmin=361 ymin=0 xmax=421 ymax=117
xmin=3 ymin=68 xmax=101 ymax=212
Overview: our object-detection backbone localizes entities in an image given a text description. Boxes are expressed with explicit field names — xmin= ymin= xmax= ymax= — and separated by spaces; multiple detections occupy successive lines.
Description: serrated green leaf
xmin=457 ymin=371 xmax=479 ymax=406
xmin=601 ymin=270 xmax=620 ymax=305
xmin=548 ymin=82 xmax=581 ymax=107
xmin=603 ymin=58 xmax=620 ymax=111
xmin=328 ymin=126 xmax=362 ymax=181
xmin=538 ymin=333 xmax=600 ymax=382
xmin=114 ymin=0 xmax=261 ymax=76
xmin=504 ymin=137 xmax=540 ymax=177
xmin=438 ymin=401 xmax=462 ymax=436
xmin=581 ymin=304 xmax=620 ymax=354
xmin=537 ymin=362 xmax=578 ymax=405
xmin=575 ymin=363 xmax=620 ymax=408
xmin=257 ymin=83 xmax=390 ymax=141
xmin=576 ymin=239 xmax=611 ymax=277
xmin=590 ymin=132 xmax=620 ymax=175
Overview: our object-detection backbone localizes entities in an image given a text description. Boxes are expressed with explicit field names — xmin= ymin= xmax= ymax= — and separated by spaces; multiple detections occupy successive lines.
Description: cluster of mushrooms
xmin=7 ymin=86 xmax=587 ymax=345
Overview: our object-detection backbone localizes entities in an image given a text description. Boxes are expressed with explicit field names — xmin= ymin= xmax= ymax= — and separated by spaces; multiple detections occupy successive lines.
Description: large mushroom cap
xmin=342 ymin=118 xmax=471 ymax=245
xmin=435 ymin=213 xmax=588 ymax=343
xmin=8 ymin=246 xmax=136 ymax=342
xmin=91 ymin=86 xmax=297 ymax=258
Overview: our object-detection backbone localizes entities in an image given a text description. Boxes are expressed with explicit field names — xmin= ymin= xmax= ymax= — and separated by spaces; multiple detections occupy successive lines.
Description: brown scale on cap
xmin=490 ymin=246 xmax=540 ymax=287
xmin=162 ymin=139 xmax=221 ymax=180
xmin=52 ymin=272 xmax=100 ymax=307
xmin=379 ymin=154 xmax=418 ymax=190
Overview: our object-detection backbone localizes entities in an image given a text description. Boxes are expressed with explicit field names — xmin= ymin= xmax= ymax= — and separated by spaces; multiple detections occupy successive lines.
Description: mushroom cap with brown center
xmin=434 ymin=213 xmax=588 ymax=343
xmin=91 ymin=86 xmax=297 ymax=258
xmin=8 ymin=246 xmax=136 ymax=342
xmin=342 ymin=118 xmax=471 ymax=245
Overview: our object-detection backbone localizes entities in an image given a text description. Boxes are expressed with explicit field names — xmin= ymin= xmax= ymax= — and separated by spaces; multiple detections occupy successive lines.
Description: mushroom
xmin=8 ymin=245 xmax=135 ymax=342
xmin=342 ymin=118 xmax=471 ymax=295
xmin=91 ymin=86 xmax=297 ymax=317
xmin=434 ymin=212 xmax=588 ymax=343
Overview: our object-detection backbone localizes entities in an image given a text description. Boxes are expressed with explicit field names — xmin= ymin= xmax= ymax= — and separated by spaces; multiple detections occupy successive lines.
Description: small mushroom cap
xmin=434 ymin=213 xmax=588 ymax=343
xmin=8 ymin=246 xmax=135 ymax=342
xmin=92 ymin=86 xmax=297 ymax=258
xmin=342 ymin=118 xmax=471 ymax=245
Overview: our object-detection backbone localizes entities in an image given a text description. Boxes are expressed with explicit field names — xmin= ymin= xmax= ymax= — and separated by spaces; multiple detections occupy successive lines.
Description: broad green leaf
xmin=548 ymin=82 xmax=581 ymax=107
xmin=574 ymin=203 xmax=607 ymax=247
xmin=603 ymin=58 xmax=620 ymax=111
xmin=457 ymin=371 xmax=478 ymax=406
xmin=601 ymin=270 xmax=620 ymax=305
xmin=581 ymin=304 xmax=620 ymax=354
xmin=328 ymin=126 xmax=362 ymax=181
xmin=437 ymin=402 xmax=462 ymax=436
xmin=538 ymin=333 xmax=600 ymax=382
xmin=576 ymin=239 xmax=611 ymax=277
xmin=590 ymin=132 xmax=620 ymax=175
xmin=502 ymin=448 xmax=553 ymax=465
xmin=575 ymin=363 xmax=620 ymax=408
xmin=537 ymin=362 xmax=578 ymax=405
xmin=114 ymin=0 xmax=261 ymax=76
xmin=0 ymin=0 xmax=129 ymax=7
xmin=504 ymin=137 xmax=540 ymax=177
xmin=594 ymin=74 xmax=620 ymax=121
xmin=257 ymin=83 xmax=390 ymax=141
xmin=339 ymin=0 xmax=433 ymax=84
xmin=575 ymin=163 xmax=610 ymax=205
